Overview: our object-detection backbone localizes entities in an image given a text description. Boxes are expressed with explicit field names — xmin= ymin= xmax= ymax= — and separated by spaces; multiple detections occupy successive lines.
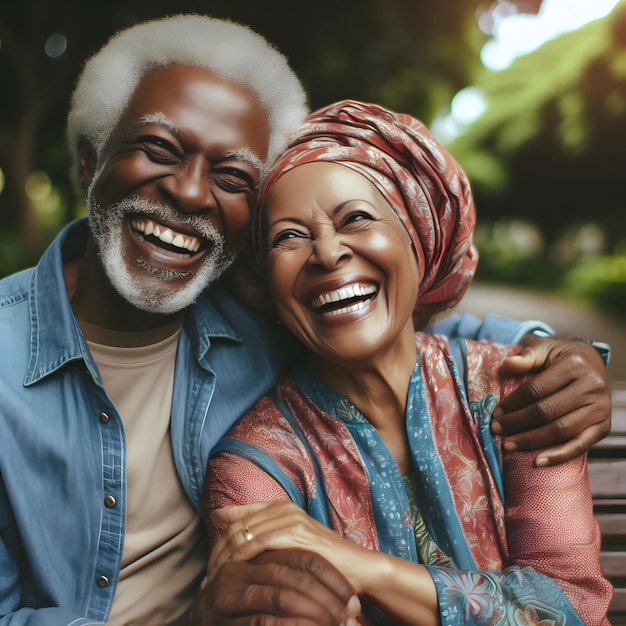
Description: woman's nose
xmin=309 ymin=232 xmax=352 ymax=269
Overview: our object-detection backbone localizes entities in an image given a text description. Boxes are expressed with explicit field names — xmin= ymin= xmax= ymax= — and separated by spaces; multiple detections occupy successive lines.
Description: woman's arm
xmin=503 ymin=449 xmax=612 ymax=626
xmin=207 ymin=497 xmax=597 ymax=626
xmin=205 ymin=451 xmax=609 ymax=626
xmin=208 ymin=497 xmax=441 ymax=626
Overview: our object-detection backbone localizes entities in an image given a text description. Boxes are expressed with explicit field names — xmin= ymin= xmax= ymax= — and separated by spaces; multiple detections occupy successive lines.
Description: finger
xmin=208 ymin=503 xmax=298 ymax=576
xmin=494 ymin=367 xmax=610 ymax=436
xmin=210 ymin=507 xmax=315 ymax=578
xmin=209 ymin=579 xmax=345 ymax=626
xmin=253 ymin=549 xmax=358 ymax=610
xmin=205 ymin=550 xmax=358 ymax=626
xmin=501 ymin=403 xmax=609 ymax=457
xmin=494 ymin=355 xmax=605 ymax=424
xmin=500 ymin=346 xmax=549 ymax=375
xmin=493 ymin=370 xmax=569 ymax=433
xmin=530 ymin=424 xmax=610 ymax=467
xmin=208 ymin=523 xmax=254 ymax=577
xmin=494 ymin=382 xmax=591 ymax=439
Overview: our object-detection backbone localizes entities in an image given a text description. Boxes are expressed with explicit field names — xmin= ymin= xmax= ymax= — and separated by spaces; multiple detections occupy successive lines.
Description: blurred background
xmin=1 ymin=0 xmax=625 ymax=381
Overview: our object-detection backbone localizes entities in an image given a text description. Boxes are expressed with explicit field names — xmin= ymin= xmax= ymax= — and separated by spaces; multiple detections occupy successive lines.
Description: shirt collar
xmin=25 ymin=218 xmax=243 ymax=385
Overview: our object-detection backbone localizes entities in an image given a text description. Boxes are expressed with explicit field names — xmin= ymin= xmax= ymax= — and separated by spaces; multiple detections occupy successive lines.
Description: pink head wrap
xmin=256 ymin=99 xmax=478 ymax=326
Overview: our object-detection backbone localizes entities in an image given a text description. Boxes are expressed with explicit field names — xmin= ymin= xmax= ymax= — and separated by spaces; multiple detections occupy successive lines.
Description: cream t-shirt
xmin=83 ymin=321 xmax=208 ymax=625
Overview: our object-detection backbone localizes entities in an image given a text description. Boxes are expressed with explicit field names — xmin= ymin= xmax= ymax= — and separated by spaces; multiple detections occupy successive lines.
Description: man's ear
xmin=77 ymin=139 xmax=98 ymax=191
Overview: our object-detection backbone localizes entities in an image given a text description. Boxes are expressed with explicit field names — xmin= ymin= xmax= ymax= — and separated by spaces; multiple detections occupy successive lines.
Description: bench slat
xmin=600 ymin=551 xmax=626 ymax=577
xmin=610 ymin=588 xmax=626 ymax=613
xmin=588 ymin=460 xmax=626 ymax=498
xmin=593 ymin=389 xmax=626 ymax=621
xmin=595 ymin=513 xmax=626 ymax=535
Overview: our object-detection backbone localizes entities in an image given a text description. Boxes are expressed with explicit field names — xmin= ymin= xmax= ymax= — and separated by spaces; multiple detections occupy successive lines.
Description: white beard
xmin=87 ymin=194 xmax=236 ymax=315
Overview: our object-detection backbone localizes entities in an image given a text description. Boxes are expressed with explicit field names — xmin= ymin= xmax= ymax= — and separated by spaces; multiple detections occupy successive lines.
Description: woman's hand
xmin=207 ymin=502 xmax=374 ymax=595
xmin=207 ymin=502 xmax=439 ymax=626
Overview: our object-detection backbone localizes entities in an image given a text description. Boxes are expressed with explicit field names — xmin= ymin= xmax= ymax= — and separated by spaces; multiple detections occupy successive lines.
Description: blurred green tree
xmin=0 ymin=0 xmax=540 ymax=275
xmin=448 ymin=1 xmax=626 ymax=251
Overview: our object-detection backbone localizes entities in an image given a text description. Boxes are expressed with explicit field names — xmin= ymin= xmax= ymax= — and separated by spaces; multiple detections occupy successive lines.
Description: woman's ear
xmin=77 ymin=139 xmax=98 ymax=191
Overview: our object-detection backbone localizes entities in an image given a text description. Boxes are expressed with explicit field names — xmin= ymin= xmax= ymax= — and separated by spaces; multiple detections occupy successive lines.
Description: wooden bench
xmin=588 ymin=385 xmax=626 ymax=625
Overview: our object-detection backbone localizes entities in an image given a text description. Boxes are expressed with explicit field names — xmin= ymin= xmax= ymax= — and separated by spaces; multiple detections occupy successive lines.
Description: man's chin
xmin=100 ymin=243 xmax=233 ymax=316
xmin=119 ymin=281 xmax=204 ymax=316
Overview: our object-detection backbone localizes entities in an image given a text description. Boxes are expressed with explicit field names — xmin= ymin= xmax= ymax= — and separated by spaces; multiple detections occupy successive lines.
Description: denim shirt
xmin=0 ymin=219 xmax=291 ymax=625
xmin=0 ymin=219 xmax=555 ymax=625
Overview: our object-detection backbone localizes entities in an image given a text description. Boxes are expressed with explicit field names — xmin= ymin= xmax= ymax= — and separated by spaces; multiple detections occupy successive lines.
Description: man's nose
xmin=159 ymin=158 xmax=215 ymax=214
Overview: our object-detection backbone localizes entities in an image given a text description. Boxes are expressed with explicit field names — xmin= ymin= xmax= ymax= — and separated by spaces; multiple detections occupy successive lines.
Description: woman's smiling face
xmin=262 ymin=161 xmax=420 ymax=365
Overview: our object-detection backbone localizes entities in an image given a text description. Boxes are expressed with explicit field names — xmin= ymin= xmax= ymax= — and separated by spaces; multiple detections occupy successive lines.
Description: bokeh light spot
xmin=25 ymin=171 xmax=52 ymax=203
xmin=45 ymin=33 xmax=67 ymax=59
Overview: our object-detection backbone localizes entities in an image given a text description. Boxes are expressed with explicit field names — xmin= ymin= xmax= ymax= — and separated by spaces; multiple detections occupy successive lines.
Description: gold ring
xmin=242 ymin=526 xmax=253 ymax=541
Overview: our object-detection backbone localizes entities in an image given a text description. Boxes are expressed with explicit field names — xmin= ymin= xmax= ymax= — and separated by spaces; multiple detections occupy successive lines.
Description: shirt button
xmin=99 ymin=412 xmax=110 ymax=424
xmin=97 ymin=575 xmax=109 ymax=588
xmin=104 ymin=495 xmax=116 ymax=508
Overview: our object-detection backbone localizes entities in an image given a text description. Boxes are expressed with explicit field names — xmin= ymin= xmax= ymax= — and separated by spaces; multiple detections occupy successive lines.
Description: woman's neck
xmin=311 ymin=328 xmax=417 ymax=430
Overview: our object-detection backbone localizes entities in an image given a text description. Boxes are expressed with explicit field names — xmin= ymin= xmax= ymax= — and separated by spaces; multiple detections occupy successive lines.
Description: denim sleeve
xmin=426 ymin=565 xmax=584 ymax=626
xmin=426 ymin=313 xmax=555 ymax=345
xmin=0 ymin=610 xmax=104 ymax=625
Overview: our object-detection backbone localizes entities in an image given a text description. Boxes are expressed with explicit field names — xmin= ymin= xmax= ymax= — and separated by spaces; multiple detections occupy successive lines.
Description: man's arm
xmin=427 ymin=313 xmax=612 ymax=466
xmin=426 ymin=312 xmax=557 ymax=345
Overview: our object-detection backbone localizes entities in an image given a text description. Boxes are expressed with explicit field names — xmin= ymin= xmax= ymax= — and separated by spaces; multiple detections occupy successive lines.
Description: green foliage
xmin=3 ymin=0 xmax=625 ymax=319
xmin=564 ymin=254 xmax=626 ymax=315
xmin=447 ymin=2 xmax=626 ymax=249
xmin=473 ymin=217 xmax=626 ymax=320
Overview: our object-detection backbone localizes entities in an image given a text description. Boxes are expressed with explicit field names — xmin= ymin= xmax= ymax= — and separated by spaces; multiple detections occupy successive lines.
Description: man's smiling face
xmin=84 ymin=63 xmax=269 ymax=314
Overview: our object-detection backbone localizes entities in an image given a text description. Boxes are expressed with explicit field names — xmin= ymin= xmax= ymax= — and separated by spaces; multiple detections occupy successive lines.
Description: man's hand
xmin=176 ymin=549 xmax=360 ymax=626
xmin=491 ymin=335 xmax=612 ymax=467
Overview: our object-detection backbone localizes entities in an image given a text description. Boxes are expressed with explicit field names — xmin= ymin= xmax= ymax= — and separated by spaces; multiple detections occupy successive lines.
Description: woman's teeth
xmin=312 ymin=283 xmax=377 ymax=308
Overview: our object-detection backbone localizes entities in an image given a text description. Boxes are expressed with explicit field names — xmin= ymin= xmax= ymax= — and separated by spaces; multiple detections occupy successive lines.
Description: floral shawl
xmin=205 ymin=333 xmax=612 ymax=625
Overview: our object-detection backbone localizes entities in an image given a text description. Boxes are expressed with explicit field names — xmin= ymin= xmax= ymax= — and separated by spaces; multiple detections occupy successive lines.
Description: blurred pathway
xmin=446 ymin=283 xmax=626 ymax=387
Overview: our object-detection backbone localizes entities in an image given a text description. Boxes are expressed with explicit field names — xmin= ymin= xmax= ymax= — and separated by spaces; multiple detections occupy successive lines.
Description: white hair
xmin=66 ymin=13 xmax=309 ymax=192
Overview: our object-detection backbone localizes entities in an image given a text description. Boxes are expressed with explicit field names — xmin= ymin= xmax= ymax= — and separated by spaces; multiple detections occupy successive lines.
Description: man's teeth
xmin=312 ymin=283 xmax=377 ymax=309
xmin=131 ymin=218 xmax=201 ymax=252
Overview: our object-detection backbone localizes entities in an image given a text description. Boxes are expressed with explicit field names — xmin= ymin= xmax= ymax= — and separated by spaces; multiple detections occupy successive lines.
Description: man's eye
xmin=141 ymin=137 xmax=179 ymax=162
xmin=213 ymin=168 xmax=256 ymax=193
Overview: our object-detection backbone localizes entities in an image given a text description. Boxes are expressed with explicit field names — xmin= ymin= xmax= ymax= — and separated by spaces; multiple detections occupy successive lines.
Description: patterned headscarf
xmin=254 ymin=99 xmax=478 ymax=327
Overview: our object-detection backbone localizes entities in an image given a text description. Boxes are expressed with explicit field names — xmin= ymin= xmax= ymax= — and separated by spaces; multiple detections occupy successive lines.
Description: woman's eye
xmin=270 ymin=229 xmax=307 ymax=247
xmin=343 ymin=211 xmax=372 ymax=226
xmin=274 ymin=231 xmax=297 ymax=244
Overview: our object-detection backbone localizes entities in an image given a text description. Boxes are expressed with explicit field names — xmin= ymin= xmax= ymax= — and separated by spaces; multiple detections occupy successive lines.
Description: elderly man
xmin=0 ymin=13 xmax=610 ymax=626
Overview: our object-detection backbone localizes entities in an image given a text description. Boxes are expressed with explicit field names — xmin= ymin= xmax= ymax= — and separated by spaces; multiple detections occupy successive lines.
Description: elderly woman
xmin=202 ymin=100 xmax=612 ymax=625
